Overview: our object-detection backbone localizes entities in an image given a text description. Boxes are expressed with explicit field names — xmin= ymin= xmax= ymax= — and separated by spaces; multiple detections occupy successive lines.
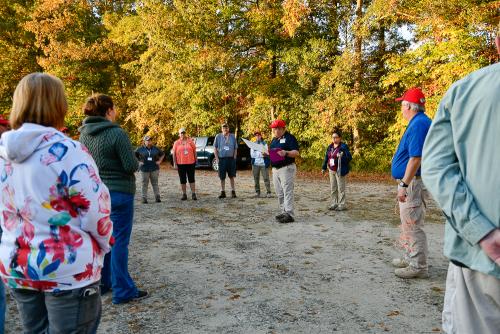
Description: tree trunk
xmin=352 ymin=0 xmax=363 ymax=154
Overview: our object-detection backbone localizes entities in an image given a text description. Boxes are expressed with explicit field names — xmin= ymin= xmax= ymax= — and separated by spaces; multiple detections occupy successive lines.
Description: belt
xmin=273 ymin=163 xmax=293 ymax=170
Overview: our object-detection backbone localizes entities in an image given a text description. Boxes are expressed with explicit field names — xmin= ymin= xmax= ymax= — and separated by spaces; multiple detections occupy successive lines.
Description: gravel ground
xmin=5 ymin=167 xmax=448 ymax=334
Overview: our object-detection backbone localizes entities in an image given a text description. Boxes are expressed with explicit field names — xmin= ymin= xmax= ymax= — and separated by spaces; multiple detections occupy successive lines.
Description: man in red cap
xmin=391 ymin=87 xmax=432 ymax=279
xmin=267 ymin=119 xmax=299 ymax=223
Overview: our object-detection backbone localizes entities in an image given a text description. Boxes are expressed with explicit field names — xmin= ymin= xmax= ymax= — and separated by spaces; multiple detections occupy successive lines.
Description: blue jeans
xmin=101 ymin=191 xmax=138 ymax=304
xmin=10 ymin=282 xmax=101 ymax=334
xmin=0 ymin=281 xmax=5 ymax=334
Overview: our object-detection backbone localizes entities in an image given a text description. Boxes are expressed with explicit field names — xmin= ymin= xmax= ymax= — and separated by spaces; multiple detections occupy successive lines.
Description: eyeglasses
xmin=332 ymin=136 xmax=340 ymax=138
xmin=180 ymin=132 xmax=186 ymax=134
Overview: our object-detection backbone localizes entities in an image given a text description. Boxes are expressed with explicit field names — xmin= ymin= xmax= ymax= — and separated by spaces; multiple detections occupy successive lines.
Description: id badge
xmin=279 ymin=138 xmax=286 ymax=144
xmin=329 ymin=158 xmax=335 ymax=166
xmin=184 ymin=149 xmax=188 ymax=155
xmin=147 ymin=157 xmax=153 ymax=161
xmin=223 ymin=146 xmax=230 ymax=151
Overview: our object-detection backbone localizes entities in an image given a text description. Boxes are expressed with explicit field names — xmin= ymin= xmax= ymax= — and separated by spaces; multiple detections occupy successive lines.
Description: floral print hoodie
xmin=0 ymin=123 xmax=113 ymax=291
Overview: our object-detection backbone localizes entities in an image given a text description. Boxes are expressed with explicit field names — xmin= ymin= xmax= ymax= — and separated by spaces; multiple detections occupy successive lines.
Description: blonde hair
xmin=10 ymin=73 xmax=67 ymax=130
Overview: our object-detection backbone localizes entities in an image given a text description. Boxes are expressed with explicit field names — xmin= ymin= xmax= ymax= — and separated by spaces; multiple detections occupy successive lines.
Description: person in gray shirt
xmin=214 ymin=123 xmax=238 ymax=198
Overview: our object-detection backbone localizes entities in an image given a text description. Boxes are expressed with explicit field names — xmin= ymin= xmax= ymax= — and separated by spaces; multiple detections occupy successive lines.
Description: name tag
xmin=329 ymin=158 xmax=335 ymax=166
xmin=223 ymin=146 xmax=230 ymax=151
xmin=279 ymin=139 xmax=286 ymax=144
xmin=147 ymin=157 xmax=153 ymax=161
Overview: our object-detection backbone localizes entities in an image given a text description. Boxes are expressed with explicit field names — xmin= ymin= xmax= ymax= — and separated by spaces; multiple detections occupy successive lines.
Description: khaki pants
xmin=328 ymin=170 xmax=346 ymax=209
xmin=272 ymin=164 xmax=296 ymax=217
xmin=252 ymin=165 xmax=271 ymax=194
xmin=442 ymin=262 xmax=500 ymax=334
xmin=398 ymin=178 xmax=428 ymax=269
xmin=141 ymin=170 xmax=160 ymax=200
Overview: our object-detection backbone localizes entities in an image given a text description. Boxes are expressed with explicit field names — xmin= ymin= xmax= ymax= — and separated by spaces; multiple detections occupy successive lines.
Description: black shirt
xmin=269 ymin=132 xmax=299 ymax=168
xmin=135 ymin=146 xmax=164 ymax=172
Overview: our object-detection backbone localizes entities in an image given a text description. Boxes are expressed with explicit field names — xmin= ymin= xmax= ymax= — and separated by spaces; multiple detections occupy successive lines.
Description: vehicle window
xmin=195 ymin=137 xmax=207 ymax=147
xmin=207 ymin=137 xmax=215 ymax=146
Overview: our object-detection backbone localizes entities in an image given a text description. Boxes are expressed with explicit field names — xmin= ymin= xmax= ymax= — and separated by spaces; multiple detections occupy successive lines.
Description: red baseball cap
xmin=395 ymin=88 xmax=426 ymax=106
xmin=269 ymin=119 xmax=286 ymax=128
xmin=0 ymin=115 xmax=9 ymax=126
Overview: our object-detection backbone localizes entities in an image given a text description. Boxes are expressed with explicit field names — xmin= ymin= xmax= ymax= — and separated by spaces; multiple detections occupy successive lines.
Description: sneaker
xmin=253 ymin=193 xmax=261 ymax=198
xmin=394 ymin=266 xmax=429 ymax=279
xmin=278 ymin=213 xmax=295 ymax=224
xmin=266 ymin=192 xmax=272 ymax=198
xmin=328 ymin=204 xmax=338 ymax=211
xmin=231 ymin=190 xmax=237 ymax=198
xmin=335 ymin=206 xmax=346 ymax=211
xmin=181 ymin=193 xmax=187 ymax=201
xmin=113 ymin=290 xmax=149 ymax=304
xmin=155 ymin=197 xmax=161 ymax=203
xmin=142 ymin=198 xmax=148 ymax=204
xmin=391 ymin=258 xmax=409 ymax=268
xmin=192 ymin=193 xmax=197 ymax=200
xmin=218 ymin=191 xmax=226 ymax=199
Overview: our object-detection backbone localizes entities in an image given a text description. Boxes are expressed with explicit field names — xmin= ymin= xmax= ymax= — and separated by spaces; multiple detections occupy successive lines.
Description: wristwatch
xmin=398 ymin=180 xmax=408 ymax=188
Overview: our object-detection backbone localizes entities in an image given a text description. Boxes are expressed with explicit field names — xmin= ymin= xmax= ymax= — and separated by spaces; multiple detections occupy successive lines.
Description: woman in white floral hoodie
xmin=0 ymin=73 xmax=113 ymax=333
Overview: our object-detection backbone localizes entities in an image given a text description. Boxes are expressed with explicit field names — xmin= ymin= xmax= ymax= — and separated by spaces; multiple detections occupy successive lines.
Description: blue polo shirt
xmin=269 ymin=132 xmax=299 ymax=168
xmin=391 ymin=112 xmax=432 ymax=179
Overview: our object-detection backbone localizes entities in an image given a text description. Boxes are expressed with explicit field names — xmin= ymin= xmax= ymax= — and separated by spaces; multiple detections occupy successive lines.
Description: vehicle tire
xmin=210 ymin=157 xmax=219 ymax=171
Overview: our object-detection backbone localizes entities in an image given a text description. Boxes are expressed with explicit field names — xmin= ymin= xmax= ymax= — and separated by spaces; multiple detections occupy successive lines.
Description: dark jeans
xmin=101 ymin=191 xmax=138 ymax=304
xmin=177 ymin=163 xmax=195 ymax=184
xmin=10 ymin=282 xmax=101 ymax=334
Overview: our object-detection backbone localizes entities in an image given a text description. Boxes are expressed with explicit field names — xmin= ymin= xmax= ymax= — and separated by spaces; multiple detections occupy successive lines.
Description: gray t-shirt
xmin=214 ymin=133 xmax=237 ymax=158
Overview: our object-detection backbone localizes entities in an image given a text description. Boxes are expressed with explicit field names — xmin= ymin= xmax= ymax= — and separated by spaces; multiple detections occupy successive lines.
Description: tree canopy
xmin=1 ymin=0 xmax=498 ymax=171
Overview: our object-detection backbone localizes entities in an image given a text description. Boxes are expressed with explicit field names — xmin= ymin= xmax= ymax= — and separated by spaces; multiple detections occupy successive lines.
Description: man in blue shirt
xmin=421 ymin=29 xmax=500 ymax=333
xmin=214 ymin=123 xmax=238 ymax=198
xmin=391 ymin=88 xmax=432 ymax=279
xmin=268 ymin=119 xmax=299 ymax=223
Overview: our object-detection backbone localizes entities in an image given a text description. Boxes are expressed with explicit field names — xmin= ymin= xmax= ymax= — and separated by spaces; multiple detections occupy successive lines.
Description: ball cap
xmin=270 ymin=119 xmax=286 ymax=128
xmin=0 ymin=115 xmax=9 ymax=126
xmin=395 ymin=87 xmax=426 ymax=106
xmin=178 ymin=127 xmax=186 ymax=133
xmin=143 ymin=135 xmax=151 ymax=141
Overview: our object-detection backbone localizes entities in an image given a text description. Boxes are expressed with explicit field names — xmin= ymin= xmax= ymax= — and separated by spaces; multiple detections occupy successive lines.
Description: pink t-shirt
xmin=173 ymin=138 xmax=196 ymax=165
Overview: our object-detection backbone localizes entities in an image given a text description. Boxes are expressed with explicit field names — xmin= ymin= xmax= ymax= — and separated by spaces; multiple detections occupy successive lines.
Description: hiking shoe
xmin=142 ymin=198 xmax=148 ymax=204
xmin=181 ymin=193 xmax=187 ymax=201
xmin=266 ymin=192 xmax=272 ymax=198
xmin=328 ymin=204 xmax=338 ymax=211
xmin=275 ymin=213 xmax=286 ymax=221
xmin=192 ymin=193 xmax=197 ymax=200
xmin=231 ymin=190 xmax=237 ymax=198
xmin=155 ymin=197 xmax=161 ymax=203
xmin=394 ymin=266 xmax=429 ymax=279
xmin=278 ymin=213 xmax=295 ymax=224
xmin=335 ymin=206 xmax=346 ymax=211
xmin=218 ymin=191 xmax=226 ymax=199
xmin=391 ymin=258 xmax=409 ymax=268
xmin=113 ymin=290 xmax=149 ymax=304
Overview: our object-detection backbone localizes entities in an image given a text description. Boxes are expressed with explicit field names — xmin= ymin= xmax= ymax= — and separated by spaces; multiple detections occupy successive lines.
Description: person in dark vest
xmin=135 ymin=135 xmax=165 ymax=203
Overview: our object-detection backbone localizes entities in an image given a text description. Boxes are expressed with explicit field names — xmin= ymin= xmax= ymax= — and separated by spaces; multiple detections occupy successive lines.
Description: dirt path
xmin=5 ymin=168 xmax=448 ymax=334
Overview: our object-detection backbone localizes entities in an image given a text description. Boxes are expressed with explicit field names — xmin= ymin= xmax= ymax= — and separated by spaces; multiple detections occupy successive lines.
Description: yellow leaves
xmin=281 ymin=0 xmax=311 ymax=37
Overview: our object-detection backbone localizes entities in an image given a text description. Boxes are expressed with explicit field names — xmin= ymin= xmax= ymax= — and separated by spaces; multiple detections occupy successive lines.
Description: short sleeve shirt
xmin=391 ymin=112 xmax=432 ymax=179
xmin=214 ymin=133 xmax=237 ymax=158
xmin=173 ymin=138 xmax=196 ymax=165
xmin=269 ymin=132 xmax=299 ymax=168
xmin=135 ymin=146 xmax=164 ymax=172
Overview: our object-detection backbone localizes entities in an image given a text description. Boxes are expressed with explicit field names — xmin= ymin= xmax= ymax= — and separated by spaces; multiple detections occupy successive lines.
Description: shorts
xmin=177 ymin=163 xmax=196 ymax=184
xmin=218 ymin=157 xmax=236 ymax=180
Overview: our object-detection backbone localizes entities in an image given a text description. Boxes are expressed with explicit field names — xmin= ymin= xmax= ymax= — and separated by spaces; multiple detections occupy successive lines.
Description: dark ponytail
xmin=83 ymin=94 xmax=113 ymax=117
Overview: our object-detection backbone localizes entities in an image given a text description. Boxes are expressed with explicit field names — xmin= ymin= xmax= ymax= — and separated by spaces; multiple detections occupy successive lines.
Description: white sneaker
xmin=394 ymin=266 xmax=429 ymax=279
